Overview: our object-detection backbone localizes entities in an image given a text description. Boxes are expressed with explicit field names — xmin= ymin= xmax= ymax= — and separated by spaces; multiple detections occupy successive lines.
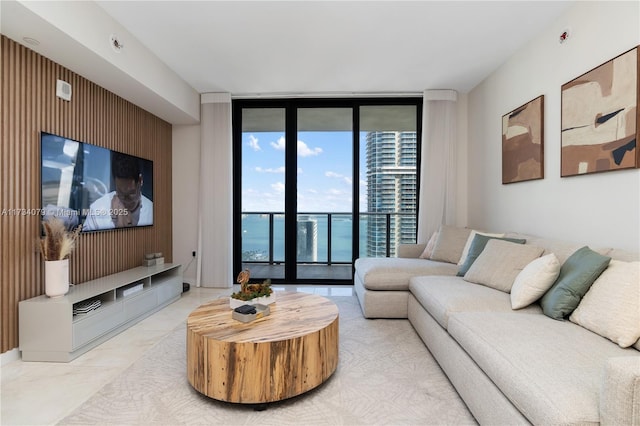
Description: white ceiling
xmin=95 ymin=0 xmax=572 ymax=96
xmin=1 ymin=1 xmax=574 ymax=124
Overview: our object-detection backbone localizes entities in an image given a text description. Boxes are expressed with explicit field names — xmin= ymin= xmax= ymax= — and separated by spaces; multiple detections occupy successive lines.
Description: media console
xmin=19 ymin=263 xmax=182 ymax=362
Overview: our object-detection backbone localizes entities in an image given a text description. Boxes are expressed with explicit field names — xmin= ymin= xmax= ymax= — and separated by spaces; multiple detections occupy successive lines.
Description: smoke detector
xmin=559 ymin=28 xmax=571 ymax=44
xmin=110 ymin=34 xmax=124 ymax=53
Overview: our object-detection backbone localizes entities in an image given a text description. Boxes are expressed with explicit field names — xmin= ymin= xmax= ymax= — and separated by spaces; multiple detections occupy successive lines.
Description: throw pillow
xmin=457 ymin=230 xmax=505 ymax=266
xmin=429 ymin=225 xmax=472 ymax=264
xmin=419 ymin=230 xmax=439 ymax=259
xmin=540 ymin=246 xmax=611 ymax=320
xmin=569 ymin=260 xmax=640 ymax=348
xmin=463 ymin=239 xmax=544 ymax=293
xmin=456 ymin=234 xmax=526 ymax=276
xmin=510 ymin=253 xmax=561 ymax=309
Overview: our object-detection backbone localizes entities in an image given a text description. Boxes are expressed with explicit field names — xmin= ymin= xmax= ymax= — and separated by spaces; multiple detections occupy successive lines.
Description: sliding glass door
xmin=233 ymin=99 xmax=421 ymax=284
xmin=296 ymin=107 xmax=353 ymax=280
xmin=238 ymin=107 xmax=286 ymax=280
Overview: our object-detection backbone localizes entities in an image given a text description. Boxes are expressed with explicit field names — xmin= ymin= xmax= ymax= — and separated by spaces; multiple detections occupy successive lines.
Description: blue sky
xmin=242 ymin=131 xmax=369 ymax=212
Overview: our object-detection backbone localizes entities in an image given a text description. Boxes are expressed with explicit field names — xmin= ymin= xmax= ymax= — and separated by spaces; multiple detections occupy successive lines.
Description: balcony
xmin=240 ymin=212 xmax=417 ymax=282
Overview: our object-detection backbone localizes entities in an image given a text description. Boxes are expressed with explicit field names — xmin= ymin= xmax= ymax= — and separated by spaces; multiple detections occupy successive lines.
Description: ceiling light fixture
xmin=22 ymin=37 xmax=40 ymax=46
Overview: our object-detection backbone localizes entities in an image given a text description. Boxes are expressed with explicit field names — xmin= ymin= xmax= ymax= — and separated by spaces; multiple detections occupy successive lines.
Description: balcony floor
xmin=241 ymin=263 xmax=353 ymax=281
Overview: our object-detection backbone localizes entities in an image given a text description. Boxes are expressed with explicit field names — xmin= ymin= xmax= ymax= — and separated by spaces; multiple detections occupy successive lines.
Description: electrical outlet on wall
xmin=192 ymin=251 xmax=196 ymax=258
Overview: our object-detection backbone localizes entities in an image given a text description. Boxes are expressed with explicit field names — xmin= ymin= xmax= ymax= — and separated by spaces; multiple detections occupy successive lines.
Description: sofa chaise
xmin=354 ymin=225 xmax=640 ymax=425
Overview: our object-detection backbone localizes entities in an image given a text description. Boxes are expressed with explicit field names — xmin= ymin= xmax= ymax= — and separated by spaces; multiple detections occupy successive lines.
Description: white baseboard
xmin=1 ymin=348 xmax=20 ymax=365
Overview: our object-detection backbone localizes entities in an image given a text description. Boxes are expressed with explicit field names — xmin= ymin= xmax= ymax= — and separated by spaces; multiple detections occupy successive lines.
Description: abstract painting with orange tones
xmin=561 ymin=47 xmax=638 ymax=177
xmin=502 ymin=95 xmax=544 ymax=184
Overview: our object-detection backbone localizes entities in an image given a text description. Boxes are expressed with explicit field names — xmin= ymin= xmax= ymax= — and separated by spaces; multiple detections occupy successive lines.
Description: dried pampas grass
xmin=39 ymin=217 xmax=82 ymax=261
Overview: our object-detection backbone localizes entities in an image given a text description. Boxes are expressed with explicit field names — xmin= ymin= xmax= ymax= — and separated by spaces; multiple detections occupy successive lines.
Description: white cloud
xmin=298 ymin=140 xmax=322 ymax=157
xmin=326 ymin=171 xmax=352 ymax=185
xmin=270 ymin=136 xmax=286 ymax=151
xmin=242 ymin=188 xmax=283 ymax=212
xmin=326 ymin=188 xmax=345 ymax=196
xmin=270 ymin=136 xmax=322 ymax=157
xmin=271 ymin=182 xmax=285 ymax=193
xmin=255 ymin=166 xmax=285 ymax=173
xmin=248 ymin=134 xmax=261 ymax=151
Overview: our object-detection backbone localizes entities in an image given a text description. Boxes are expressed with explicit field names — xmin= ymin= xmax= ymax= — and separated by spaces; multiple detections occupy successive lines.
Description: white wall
xmin=172 ymin=124 xmax=201 ymax=285
xmin=467 ymin=1 xmax=640 ymax=251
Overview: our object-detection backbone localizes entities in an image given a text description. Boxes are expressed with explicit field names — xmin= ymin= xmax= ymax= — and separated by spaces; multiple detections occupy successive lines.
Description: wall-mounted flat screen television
xmin=41 ymin=132 xmax=153 ymax=232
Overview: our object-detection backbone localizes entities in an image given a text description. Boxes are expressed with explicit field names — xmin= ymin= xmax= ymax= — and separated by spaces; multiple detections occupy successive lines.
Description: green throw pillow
xmin=457 ymin=234 xmax=526 ymax=276
xmin=540 ymin=246 xmax=611 ymax=320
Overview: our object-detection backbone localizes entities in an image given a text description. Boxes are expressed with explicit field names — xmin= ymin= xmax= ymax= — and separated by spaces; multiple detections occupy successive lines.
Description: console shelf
xmin=19 ymin=263 xmax=183 ymax=362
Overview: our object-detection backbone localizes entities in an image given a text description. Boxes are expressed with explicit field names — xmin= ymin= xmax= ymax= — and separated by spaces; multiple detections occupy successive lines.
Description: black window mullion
xmin=352 ymin=105 xmax=360 ymax=266
xmin=284 ymin=103 xmax=297 ymax=282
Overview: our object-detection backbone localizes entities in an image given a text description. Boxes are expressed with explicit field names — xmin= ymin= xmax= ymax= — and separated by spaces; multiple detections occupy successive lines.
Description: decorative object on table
xmin=232 ymin=303 xmax=271 ymax=323
xmin=561 ymin=46 xmax=638 ymax=177
xmin=502 ymin=95 xmax=544 ymax=184
xmin=230 ymin=268 xmax=275 ymax=309
xmin=143 ymin=252 xmax=164 ymax=267
xmin=38 ymin=217 xmax=82 ymax=298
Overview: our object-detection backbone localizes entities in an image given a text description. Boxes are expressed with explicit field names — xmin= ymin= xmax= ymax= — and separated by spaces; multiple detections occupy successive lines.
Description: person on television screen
xmin=83 ymin=152 xmax=153 ymax=231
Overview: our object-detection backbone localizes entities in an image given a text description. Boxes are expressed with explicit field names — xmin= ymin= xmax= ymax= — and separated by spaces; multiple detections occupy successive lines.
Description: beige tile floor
xmin=1 ymin=285 xmax=354 ymax=426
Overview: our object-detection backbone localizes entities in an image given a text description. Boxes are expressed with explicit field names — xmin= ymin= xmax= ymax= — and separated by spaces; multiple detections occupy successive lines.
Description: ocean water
xmin=241 ymin=214 xmax=369 ymax=262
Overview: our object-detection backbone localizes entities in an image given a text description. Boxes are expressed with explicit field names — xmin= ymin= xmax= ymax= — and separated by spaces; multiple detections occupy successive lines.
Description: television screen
xmin=41 ymin=132 xmax=153 ymax=232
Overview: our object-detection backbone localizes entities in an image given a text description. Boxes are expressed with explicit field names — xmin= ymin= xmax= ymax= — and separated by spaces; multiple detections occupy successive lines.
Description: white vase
xmin=45 ymin=259 xmax=70 ymax=298
xmin=229 ymin=292 xmax=276 ymax=309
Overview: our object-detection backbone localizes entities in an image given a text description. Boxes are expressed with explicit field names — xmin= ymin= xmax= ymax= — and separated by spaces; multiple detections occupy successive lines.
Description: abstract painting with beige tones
xmin=561 ymin=46 xmax=638 ymax=177
xmin=502 ymin=95 xmax=544 ymax=184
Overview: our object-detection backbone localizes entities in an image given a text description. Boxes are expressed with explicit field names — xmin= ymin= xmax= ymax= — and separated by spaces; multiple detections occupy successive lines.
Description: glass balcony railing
xmin=240 ymin=212 xmax=417 ymax=266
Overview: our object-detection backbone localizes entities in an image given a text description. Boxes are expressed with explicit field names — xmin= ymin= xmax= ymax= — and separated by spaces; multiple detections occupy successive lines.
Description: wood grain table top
xmin=186 ymin=291 xmax=339 ymax=343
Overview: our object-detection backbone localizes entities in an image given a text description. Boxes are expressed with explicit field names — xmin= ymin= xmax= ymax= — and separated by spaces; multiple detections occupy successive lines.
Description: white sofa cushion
xmin=504 ymin=233 xmax=587 ymax=264
xmin=430 ymin=225 xmax=471 ymax=264
xmin=510 ymin=253 xmax=561 ymax=309
xmin=447 ymin=311 xmax=639 ymax=425
xmin=462 ymin=239 xmax=544 ymax=293
xmin=419 ymin=230 xmax=439 ymax=259
xmin=354 ymin=257 xmax=458 ymax=291
xmin=570 ymin=260 xmax=640 ymax=348
xmin=457 ymin=230 xmax=505 ymax=265
xmin=409 ymin=276 xmax=541 ymax=329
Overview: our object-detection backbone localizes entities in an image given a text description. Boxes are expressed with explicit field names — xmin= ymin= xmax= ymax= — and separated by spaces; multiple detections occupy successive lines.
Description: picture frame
xmin=561 ymin=46 xmax=639 ymax=177
xmin=502 ymin=95 xmax=544 ymax=184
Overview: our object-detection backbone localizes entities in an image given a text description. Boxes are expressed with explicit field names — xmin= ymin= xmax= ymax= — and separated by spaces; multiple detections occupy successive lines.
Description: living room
xmin=1 ymin=1 xmax=639 ymax=424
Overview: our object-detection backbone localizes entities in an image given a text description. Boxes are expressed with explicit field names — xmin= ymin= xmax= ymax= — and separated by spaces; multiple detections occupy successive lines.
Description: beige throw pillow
xmin=463 ymin=239 xmax=544 ymax=293
xmin=569 ymin=260 xmax=640 ymax=348
xmin=510 ymin=253 xmax=561 ymax=309
xmin=429 ymin=225 xmax=471 ymax=264
xmin=458 ymin=230 xmax=505 ymax=266
xmin=419 ymin=230 xmax=439 ymax=259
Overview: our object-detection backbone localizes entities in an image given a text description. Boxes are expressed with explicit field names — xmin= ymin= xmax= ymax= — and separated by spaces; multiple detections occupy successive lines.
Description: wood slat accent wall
xmin=0 ymin=36 xmax=173 ymax=354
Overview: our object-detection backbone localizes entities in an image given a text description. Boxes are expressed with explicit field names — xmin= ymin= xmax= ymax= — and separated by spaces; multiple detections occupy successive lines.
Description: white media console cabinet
xmin=19 ymin=263 xmax=183 ymax=362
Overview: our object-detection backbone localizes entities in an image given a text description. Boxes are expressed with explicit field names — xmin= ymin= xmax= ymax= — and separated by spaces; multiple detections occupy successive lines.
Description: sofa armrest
xmin=397 ymin=243 xmax=426 ymax=258
xmin=600 ymin=356 xmax=640 ymax=425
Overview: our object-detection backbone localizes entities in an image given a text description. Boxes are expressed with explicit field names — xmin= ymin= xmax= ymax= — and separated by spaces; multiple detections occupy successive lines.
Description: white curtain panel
xmin=197 ymin=93 xmax=233 ymax=288
xmin=418 ymin=90 xmax=458 ymax=243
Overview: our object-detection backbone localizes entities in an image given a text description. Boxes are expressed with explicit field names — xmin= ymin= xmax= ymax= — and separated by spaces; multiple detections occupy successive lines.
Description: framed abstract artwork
xmin=561 ymin=46 xmax=639 ymax=177
xmin=502 ymin=95 xmax=544 ymax=184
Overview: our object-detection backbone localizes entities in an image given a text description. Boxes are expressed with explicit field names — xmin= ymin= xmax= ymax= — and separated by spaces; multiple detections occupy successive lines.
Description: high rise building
xmin=365 ymin=131 xmax=417 ymax=257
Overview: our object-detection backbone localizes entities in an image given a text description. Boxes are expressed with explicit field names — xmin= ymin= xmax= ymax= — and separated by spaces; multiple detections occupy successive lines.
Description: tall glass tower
xmin=366 ymin=131 xmax=417 ymax=257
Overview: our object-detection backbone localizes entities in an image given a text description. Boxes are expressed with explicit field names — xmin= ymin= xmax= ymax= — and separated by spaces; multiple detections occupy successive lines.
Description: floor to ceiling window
xmin=233 ymin=98 xmax=421 ymax=284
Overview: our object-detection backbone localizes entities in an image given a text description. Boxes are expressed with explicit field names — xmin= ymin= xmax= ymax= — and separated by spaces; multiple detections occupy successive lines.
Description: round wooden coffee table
xmin=186 ymin=291 xmax=339 ymax=404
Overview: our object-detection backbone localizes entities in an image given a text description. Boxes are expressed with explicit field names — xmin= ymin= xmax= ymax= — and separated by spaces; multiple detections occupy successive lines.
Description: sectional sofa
xmin=354 ymin=225 xmax=640 ymax=425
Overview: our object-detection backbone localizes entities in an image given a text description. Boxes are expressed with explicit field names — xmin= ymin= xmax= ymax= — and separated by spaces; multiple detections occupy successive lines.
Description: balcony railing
xmin=241 ymin=211 xmax=417 ymax=266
